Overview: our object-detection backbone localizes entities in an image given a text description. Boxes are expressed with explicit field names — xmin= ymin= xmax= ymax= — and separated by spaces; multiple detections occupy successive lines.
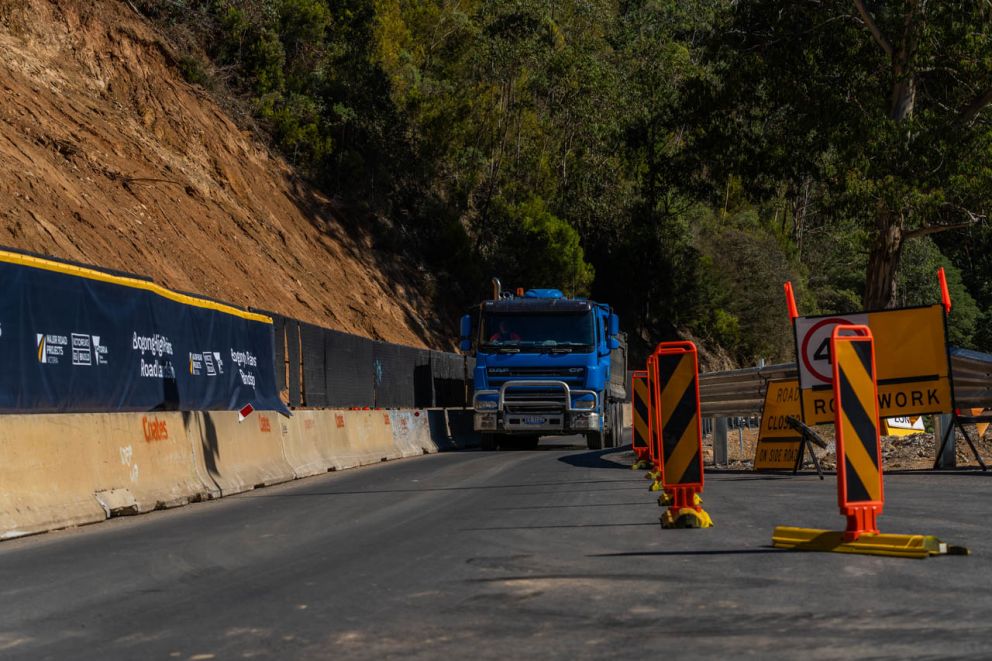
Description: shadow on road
xmin=461 ymin=522 xmax=658 ymax=531
xmin=557 ymin=447 xmax=631 ymax=470
xmin=492 ymin=502 xmax=654 ymax=510
xmin=243 ymin=478 xmax=644 ymax=498
xmin=591 ymin=548 xmax=782 ymax=557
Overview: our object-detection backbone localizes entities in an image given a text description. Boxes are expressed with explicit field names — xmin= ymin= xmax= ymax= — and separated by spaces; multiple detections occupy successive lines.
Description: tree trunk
xmin=889 ymin=72 xmax=916 ymax=120
xmin=863 ymin=213 xmax=904 ymax=310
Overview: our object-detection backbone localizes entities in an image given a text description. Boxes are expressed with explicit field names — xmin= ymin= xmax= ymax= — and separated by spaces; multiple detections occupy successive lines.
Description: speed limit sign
xmin=794 ymin=314 xmax=868 ymax=387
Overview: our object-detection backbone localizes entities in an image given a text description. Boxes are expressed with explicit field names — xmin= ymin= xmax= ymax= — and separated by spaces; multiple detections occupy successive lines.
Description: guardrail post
xmin=713 ymin=417 xmax=728 ymax=466
xmin=934 ymin=413 xmax=956 ymax=469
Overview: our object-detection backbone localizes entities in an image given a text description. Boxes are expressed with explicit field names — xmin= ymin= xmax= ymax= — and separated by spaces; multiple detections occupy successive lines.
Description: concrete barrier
xmin=0 ymin=412 xmax=209 ymax=539
xmin=334 ymin=410 xmax=402 ymax=469
xmin=193 ymin=411 xmax=296 ymax=496
xmin=279 ymin=409 xmax=334 ymax=478
xmin=389 ymin=410 xmax=439 ymax=457
xmin=1 ymin=408 xmax=453 ymax=541
xmin=446 ymin=409 xmax=480 ymax=449
xmin=279 ymin=410 xmax=422 ymax=475
xmin=426 ymin=409 xmax=455 ymax=450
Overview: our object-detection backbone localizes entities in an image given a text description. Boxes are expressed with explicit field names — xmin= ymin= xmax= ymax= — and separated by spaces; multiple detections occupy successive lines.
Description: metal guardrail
xmin=699 ymin=349 xmax=992 ymax=417
xmin=950 ymin=347 xmax=992 ymax=411
xmin=699 ymin=362 xmax=795 ymax=417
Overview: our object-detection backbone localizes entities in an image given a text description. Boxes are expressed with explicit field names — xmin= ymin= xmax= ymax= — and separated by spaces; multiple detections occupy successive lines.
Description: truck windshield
xmin=481 ymin=312 xmax=595 ymax=352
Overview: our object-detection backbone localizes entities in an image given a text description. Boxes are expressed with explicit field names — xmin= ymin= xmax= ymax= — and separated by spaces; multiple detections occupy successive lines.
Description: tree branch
xmin=960 ymin=88 xmax=992 ymax=124
xmin=852 ymin=0 xmax=893 ymax=57
xmin=904 ymin=220 xmax=977 ymax=241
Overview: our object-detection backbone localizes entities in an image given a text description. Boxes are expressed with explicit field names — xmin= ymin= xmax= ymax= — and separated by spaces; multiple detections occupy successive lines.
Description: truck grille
xmin=501 ymin=387 xmax=568 ymax=414
xmin=487 ymin=367 xmax=585 ymax=387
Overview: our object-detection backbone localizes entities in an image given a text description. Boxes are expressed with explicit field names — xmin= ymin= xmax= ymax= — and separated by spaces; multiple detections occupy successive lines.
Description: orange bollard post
xmin=629 ymin=370 xmax=652 ymax=470
xmin=649 ymin=341 xmax=712 ymax=528
xmin=644 ymin=355 xmax=663 ymax=486
xmin=830 ymin=325 xmax=883 ymax=541
xmin=771 ymin=325 xmax=968 ymax=557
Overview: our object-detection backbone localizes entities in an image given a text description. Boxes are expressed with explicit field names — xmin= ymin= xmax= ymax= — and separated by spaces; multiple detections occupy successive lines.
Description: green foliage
xmin=141 ymin=0 xmax=992 ymax=362
xmin=898 ymin=238 xmax=981 ymax=348
xmin=695 ymin=207 xmax=800 ymax=363
xmin=487 ymin=197 xmax=594 ymax=296
xmin=177 ymin=54 xmax=211 ymax=87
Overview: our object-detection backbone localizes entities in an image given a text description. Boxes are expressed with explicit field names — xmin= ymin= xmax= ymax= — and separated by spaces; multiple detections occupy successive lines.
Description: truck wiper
xmin=549 ymin=346 xmax=573 ymax=353
xmin=497 ymin=347 xmax=520 ymax=354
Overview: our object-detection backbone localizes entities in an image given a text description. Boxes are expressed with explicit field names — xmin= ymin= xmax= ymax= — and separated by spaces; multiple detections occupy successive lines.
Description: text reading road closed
xmin=754 ymin=379 xmax=803 ymax=471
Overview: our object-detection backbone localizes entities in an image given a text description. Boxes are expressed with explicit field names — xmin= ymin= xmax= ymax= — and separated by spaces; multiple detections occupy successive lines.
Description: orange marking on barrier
xmin=142 ymin=416 xmax=169 ymax=442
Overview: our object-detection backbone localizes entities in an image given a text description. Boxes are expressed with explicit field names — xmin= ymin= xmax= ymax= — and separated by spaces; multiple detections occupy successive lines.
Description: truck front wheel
xmin=480 ymin=433 xmax=499 ymax=451
xmin=586 ymin=430 xmax=604 ymax=450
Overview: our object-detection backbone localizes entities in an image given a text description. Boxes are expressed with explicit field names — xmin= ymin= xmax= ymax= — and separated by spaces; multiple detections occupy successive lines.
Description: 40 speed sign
xmin=793 ymin=305 xmax=952 ymax=425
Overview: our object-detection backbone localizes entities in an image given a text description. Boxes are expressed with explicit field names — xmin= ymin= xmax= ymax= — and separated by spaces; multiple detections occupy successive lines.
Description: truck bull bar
xmin=472 ymin=380 xmax=600 ymax=433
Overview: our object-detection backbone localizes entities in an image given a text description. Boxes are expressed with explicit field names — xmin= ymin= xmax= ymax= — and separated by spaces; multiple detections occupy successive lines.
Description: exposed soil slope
xmin=0 ymin=0 xmax=447 ymax=348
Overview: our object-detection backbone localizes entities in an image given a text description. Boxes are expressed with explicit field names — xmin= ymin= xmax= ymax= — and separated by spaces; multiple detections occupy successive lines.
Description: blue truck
xmin=460 ymin=279 xmax=627 ymax=451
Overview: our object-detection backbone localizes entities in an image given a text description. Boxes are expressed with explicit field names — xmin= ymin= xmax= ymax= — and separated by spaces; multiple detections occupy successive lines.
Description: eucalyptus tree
xmin=700 ymin=1 xmax=992 ymax=309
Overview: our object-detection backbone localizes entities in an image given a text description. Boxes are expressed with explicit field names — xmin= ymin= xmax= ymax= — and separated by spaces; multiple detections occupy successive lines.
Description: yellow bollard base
xmin=645 ymin=470 xmax=659 ymax=481
xmin=631 ymin=459 xmax=652 ymax=471
xmin=771 ymin=526 xmax=969 ymax=559
xmin=660 ymin=507 xmax=714 ymax=529
xmin=657 ymin=492 xmax=699 ymax=507
xmin=649 ymin=479 xmax=662 ymax=492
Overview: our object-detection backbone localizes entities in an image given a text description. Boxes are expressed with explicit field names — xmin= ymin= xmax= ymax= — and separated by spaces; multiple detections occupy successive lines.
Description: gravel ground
xmin=697 ymin=422 xmax=992 ymax=472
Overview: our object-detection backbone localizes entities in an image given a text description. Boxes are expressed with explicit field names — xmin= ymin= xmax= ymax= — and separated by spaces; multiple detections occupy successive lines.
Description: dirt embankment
xmin=0 ymin=0 xmax=450 ymax=348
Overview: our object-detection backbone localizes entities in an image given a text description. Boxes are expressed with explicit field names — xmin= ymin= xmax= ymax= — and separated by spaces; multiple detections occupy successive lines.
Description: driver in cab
xmin=489 ymin=320 xmax=521 ymax=342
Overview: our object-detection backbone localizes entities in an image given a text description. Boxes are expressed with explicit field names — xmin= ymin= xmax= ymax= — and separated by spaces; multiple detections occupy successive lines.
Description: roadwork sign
xmin=754 ymin=379 xmax=802 ymax=470
xmin=882 ymin=416 xmax=925 ymax=436
xmin=793 ymin=305 xmax=951 ymax=424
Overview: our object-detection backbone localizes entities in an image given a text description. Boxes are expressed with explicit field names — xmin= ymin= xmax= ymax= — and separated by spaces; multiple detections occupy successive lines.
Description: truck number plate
xmin=523 ymin=416 xmax=546 ymax=425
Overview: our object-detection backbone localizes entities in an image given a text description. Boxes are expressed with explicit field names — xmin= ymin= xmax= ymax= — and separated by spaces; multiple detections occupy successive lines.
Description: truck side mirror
xmin=608 ymin=313 xmax=619 ymax=338
xmin=459 ymin=314 xmax=472 ymax=352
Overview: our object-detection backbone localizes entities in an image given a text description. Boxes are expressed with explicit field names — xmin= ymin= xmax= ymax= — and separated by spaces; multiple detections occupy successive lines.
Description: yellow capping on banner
xmin=0 ymin=249 xmax=273 ymax=324
xmin=754 ymin=379 xmax=802 ymax=470
xmin=793 ymin=305 xmax=951 ymax=425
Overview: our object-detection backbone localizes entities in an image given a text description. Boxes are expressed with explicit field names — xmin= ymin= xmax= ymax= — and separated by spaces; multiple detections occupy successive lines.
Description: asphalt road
xmin=2 ymin=433 xmax=992 ymax=660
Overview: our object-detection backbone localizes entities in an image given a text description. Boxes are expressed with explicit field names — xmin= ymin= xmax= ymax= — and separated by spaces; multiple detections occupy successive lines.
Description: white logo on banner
xmin=71 ymin=333 xmax=92 ymax=366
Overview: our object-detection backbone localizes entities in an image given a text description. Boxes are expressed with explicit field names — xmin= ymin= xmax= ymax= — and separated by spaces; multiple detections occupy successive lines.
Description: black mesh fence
xmin=432 ymin=351 xmax=468 ymax=408
xmin=259 ymin=314 xmax=470 ymax=410
xmin=300 ymin=323 xmax=328 ymax=407
xmin=324 ymin=329 xmax=375 ymax=407
xmin=413 ymin=349 xmax=433 ymax=408
xmin=287 ymin=319 xmax=301 ymax=407
xmin=372 ymin=341 xmax=420 ymax=408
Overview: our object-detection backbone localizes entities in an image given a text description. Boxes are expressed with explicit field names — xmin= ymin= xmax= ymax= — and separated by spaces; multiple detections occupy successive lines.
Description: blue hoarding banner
xmin=0 ymin=250 xmax=288 ymax=414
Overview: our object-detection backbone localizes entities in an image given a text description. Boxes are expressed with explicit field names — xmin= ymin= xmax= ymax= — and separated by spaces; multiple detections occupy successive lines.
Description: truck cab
xmin=460 ymin=280 xmax=627 ymax=451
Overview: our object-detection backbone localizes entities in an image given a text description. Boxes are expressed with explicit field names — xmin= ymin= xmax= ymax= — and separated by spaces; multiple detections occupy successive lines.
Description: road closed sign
xmin=793 ymin=305 xmax=952 ymax=424
xmin=754 ymin=379 xmax=802 ymax=470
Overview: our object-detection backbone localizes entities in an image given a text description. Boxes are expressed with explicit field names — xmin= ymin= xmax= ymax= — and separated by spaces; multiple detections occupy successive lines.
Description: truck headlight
xmin=570 ymin=412 xmax=599 ymax=430
xmin=475 ymin=399 xmax=498 ymax=411
xmin=573 ymin=399 xmax=596 ymax=410
xmin=474 ymin=413 xmax=497 ymax=430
